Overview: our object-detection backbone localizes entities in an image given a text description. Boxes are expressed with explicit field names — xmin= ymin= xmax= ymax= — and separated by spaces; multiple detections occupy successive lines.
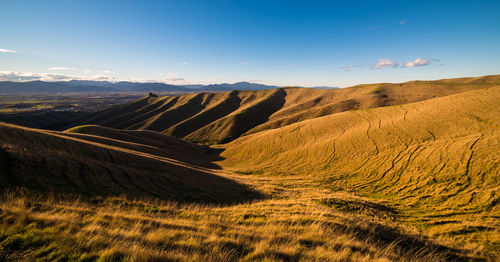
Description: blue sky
xmin=1 ymin=0 xmax=499 ymax=87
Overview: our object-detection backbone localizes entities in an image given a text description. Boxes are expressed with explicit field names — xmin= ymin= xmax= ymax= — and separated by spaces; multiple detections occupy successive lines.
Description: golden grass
xmin=0 ymin=184 xmax=473 ymax=261
xmin=1 ymin=76 xmax=499 ymax=260
xmin=220 ymin=87 xmax=500 ymax=255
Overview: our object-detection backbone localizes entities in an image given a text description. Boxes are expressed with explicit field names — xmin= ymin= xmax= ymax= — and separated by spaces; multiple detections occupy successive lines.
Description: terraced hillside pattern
xmin=0 ymin=75 xmax=499 ymax=261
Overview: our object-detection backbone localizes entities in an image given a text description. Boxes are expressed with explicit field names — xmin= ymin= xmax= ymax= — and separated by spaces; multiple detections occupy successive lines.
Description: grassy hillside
xmin=1 ymin=123 xmax=475 ymax=261
xmin=0 ymin=123 xmax=260 ymax=203
xmin=1 ymin=75 xmax=499 ymax=261
xmin=0 ymin=111 xmax=85 ymax=129
xmin=67 ymin=75 xmax=500 ymax=144
xmin=63 ymin=124 xmax=222 ymax=168
xmin=220 ymin=86 xmax=500 ymax=251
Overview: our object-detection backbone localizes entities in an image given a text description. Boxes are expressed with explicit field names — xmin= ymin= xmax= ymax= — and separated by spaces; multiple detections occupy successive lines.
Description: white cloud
xmin=0 ymin=71 xmax=41 ymax=81
xmin=404 ymin=58 xmax=430 ymax=68
xmin=84 ymin=69 xmax=92 ymax=74
xmin=400 ymin=19 xmax=407 ymax=25
xmin=374 ymin=59 xmax=399 ymax=69
xmin=0 ymin=71 xmax=119 ymax=82
xmin=91 ymin=75 xmax=119 ymax=82
xmin=102 ymin=70 xmax=111 ymax=74
xmin=176 ymin=61 xmax=188 ymax=67
xmin=0 ymin=71 xmax=73 ymax=81
xmin=0 ymin=48 xmax=17 ymax=53
xmin=49 ymin=67 xmax=77 ymax=71
xmin=240 ymin=61 xmax=248 ymax=65
xmin=43 ymin=74 xmax=74 ymax=80
xmin=404 ymin=58 xmax=440 ymax=68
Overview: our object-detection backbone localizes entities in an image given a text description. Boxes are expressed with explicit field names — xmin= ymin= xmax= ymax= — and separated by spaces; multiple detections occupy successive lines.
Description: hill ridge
xmin=66 ymin=75 xmax=500 ymax=144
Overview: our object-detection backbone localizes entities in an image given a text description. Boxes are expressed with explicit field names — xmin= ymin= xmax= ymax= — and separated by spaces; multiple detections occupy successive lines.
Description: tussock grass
xmin=0 ymin=187 xmax=472 ymax=261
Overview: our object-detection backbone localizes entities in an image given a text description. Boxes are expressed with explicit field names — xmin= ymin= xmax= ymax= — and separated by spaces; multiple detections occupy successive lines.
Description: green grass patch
xmin=65 ymin=124 xmax=97 ymax=133
xmin=369 ymin=84 xmax=386 ymax=94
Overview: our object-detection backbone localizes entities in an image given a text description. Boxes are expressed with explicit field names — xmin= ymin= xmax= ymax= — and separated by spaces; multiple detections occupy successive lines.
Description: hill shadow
xmin=323 ymin=220 xmax=475 ymax=261
xmin=60 ymin=129 xmax=224 ymax=170
xmin=0 ymin=123 xmax=264 ymax=205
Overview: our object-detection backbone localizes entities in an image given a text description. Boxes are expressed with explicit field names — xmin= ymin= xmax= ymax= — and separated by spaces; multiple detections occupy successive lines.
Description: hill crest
xmin=66 ymin=74 xmax=500 ymax=144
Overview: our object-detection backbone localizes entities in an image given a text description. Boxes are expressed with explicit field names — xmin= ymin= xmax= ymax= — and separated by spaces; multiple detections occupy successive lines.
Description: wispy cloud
xmin=0 ymin=48 xmax=17 ymax=53
xmin=163 ymin=72 xmax=187 ymax=84
xmin=374 ymin=59 xmax=399 ymax=69
xmin=0 ymin=71 xmax=41 ymax=81
xmin=0 ymin=71 xmax=119 ymax=82
xmin=49 ymin=67 xmax=77 ymax=71
xmin=240 ymin=61 xmax=248 ymax=65
xmin=341 ymin=57 xmax=439 ymax=72
xmin=404 ymin=58 xmax=440 ymax=68
xmin=400 ymin=19 xmax=407 ymax=25
xmin=341 ymin=64 xmax=364 ymax=72
xmin=208 ymin=76 xmax=218 ymax=83
xmin=0 ymin=71 xmax=73 ymax=81
xmin=176 ymin=61 xmax=188 ymax=67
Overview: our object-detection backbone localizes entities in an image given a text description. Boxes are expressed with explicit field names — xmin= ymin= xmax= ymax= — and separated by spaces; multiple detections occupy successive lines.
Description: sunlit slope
xmin=221 ymin=87 xmax=500 ymax=241
xmin=67 ymin=75 xmax=500 ymax=144
xmin=0 ymin=123 xmax=260 ymax=203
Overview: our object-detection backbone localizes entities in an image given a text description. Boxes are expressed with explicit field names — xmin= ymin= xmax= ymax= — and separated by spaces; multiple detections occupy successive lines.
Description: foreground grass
xmin=0 ymin=181 xmax=489 ymax=262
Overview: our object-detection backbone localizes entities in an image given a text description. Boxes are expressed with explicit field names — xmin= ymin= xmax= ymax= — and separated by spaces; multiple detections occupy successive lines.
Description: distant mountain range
xmin=0 ymin=80 xmax=338 ymax=93
xmin=184 ymin=82 xmax=281 ymax=91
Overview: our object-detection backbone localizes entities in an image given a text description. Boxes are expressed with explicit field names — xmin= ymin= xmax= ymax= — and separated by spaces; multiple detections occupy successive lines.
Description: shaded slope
xmin=184 ymin=88 xmax=286 ymax=143
xmin=165 ymin=90 xmax=242 ymax=138
xmin=220 ymin=87 xmax=500 ymax=245
xmin=0 ymin=123 xmax=261 ymax=203
xmin=0 ymin=111 xmax=85 ymax=129
xmin=66 ymin=75 xmax=500 ymax=144
xmin=63 ymin=124 xmax=221 ymax=169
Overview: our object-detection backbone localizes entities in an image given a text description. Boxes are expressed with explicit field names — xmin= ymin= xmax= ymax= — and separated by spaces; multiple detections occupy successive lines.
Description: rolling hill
xmin=1 ymin=75 xmax=499 ymax=260
xmin=0 ymin=122 xmax=260 ymax=203
xmin=220 ymin=86 xmax=500 ymax=248
xmin=0 ymin=111 xmax=85 ymax=129
xmin=0 ymin=124 xmax=474 ymax=261
xmin=67 ymin=75 xmax=500 ymax=144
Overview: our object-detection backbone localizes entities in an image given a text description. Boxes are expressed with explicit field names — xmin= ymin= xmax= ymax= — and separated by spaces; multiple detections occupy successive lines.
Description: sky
xmin=0 ymin=0 xmax=499 ymax=87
